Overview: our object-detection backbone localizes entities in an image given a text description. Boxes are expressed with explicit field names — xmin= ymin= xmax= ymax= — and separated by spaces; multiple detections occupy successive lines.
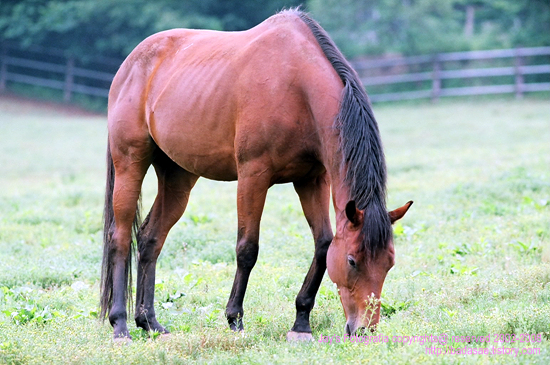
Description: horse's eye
xmin=347 ymin=255 xmax=356 ymax=268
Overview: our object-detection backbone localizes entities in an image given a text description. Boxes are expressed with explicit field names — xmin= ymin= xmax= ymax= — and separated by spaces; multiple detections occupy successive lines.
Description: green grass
xmin=0 ymin=96 xmax=549 ymax=364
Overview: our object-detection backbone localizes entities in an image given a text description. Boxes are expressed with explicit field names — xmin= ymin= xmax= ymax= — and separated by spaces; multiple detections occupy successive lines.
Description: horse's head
xmin=327 ymin=200 xmax=413 ymax=335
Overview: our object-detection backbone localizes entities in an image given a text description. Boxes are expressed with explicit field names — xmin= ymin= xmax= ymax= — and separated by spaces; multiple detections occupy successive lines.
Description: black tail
xmin=100 ymin=140 xmax=142 ymax=320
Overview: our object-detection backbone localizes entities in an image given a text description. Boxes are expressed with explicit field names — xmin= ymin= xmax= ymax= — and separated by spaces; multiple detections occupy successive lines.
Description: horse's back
xmin=108 ymin=11 xmax=342 ymax=182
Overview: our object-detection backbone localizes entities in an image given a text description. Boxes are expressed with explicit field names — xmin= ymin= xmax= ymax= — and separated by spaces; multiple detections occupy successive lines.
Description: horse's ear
xmin=345 ymin=200 xmax=363 ymax=228
xmin=389 ymin=201 xmax=413 ymax=224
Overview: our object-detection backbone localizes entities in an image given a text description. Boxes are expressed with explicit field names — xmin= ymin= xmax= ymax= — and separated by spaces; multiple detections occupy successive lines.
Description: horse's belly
xmin=154 ymin=131 xmax=238 ymax=181
xmin=175 ymin=150 xmax=238 ymax=181
xmin=147 ymin=84 xmax=239 ymax=181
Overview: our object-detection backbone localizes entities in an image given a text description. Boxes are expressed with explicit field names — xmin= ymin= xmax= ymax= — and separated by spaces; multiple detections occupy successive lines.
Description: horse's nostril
xmin=345 ymin=323 xmax=352 ymax=336
xmin=345 ymin=324 xmax=368 ymax=336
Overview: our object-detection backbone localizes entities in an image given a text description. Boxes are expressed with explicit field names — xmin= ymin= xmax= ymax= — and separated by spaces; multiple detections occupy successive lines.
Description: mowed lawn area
xmin=0 ymin=95 xmax=548 ymax=364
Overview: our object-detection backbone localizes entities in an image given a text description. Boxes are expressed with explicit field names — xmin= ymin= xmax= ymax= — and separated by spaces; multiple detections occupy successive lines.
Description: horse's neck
xmin=318 ymin=136 xmax=350 ymax=223
xmin=300 ymin=61 xmax=351 ymax=219
xmin=329 ymin=168 xmax=351 ymax=219
xmin=310 ymin=101 xmax=351 ymax=222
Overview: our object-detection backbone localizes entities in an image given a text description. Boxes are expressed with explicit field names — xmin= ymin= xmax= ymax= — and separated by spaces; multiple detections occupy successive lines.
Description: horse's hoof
xmin=113 ymin=336 xmax=133 ymax=345
xmin=286 ymin=331 xmax=314 ymax=342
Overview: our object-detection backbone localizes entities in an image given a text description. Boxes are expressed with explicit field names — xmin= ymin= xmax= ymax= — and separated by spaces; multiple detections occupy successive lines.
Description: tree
xmin=1 ymin=0 xmax=547 ymax=61
xmin=308 ymin=0 xmax=550 ymax=58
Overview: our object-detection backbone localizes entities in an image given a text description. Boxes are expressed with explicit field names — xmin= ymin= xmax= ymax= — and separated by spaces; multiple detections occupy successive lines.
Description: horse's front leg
xmin=287 ymin=173 xmax=333 ymax=341
xmin=226 ymin=168 xmax=270 ymax=331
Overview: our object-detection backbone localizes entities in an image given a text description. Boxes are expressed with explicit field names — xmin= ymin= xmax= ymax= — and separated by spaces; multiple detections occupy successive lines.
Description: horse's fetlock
xmin=109 ymin=308 xmax=127 ymax=327
xmin=225 ymin=306 xmax=243 ymax=321
xmin=296 ymin=296 xmax=315 ymax=313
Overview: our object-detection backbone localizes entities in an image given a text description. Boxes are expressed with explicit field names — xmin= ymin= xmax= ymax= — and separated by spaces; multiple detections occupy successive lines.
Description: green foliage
xmin=308 ymin=0 xmax=550 ymax=57
xmin=2 ymin=0 xmax=547 ymax=61
xmin=380 ymin=296 xmax=412 ymax=318
xmin=0 ymin=0 xmax=224 ymax=58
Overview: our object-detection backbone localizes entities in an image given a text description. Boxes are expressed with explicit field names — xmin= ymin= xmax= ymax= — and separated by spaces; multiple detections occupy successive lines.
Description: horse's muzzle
xmin=345 ymin=322 xmax=370 ymax=336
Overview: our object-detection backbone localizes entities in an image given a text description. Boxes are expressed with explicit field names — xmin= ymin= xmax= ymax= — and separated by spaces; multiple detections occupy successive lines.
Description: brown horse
xmin=100 ymin=9 xmax=412 ymax=341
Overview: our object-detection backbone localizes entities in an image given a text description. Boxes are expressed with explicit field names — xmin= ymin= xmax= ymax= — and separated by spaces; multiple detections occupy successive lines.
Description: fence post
xmin=64 ymin=55 xmax=75 ymax=102
xmin=0 ymin=46 xmax=6 ymax=93
xmin=514 ymin=48 xmax=524 ymax=99
xmin=431 ymin=55 xmax=441 ymax=102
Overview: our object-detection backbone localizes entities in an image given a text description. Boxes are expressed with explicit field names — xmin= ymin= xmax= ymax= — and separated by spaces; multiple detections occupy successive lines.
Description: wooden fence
xmin=0 ymin=43 xmax=120 ymax=102
xmin=0 ymin=43 xmax=549 ymax=104
xmin=353 ymin=47 xmax=550 ymax=102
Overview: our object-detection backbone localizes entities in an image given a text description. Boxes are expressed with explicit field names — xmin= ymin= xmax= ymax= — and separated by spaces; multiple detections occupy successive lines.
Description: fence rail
xmin=353 ymin=46 xmax=550 ymax=102
xmin=0 ymin=44 xmax=118 ymax=102
xmin=1 ymin=44 xmax=549 ymax=104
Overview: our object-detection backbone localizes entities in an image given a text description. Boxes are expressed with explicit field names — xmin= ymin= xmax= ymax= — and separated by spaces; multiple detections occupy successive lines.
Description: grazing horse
xmin=100 ymin=9 xmax=412 ymax=341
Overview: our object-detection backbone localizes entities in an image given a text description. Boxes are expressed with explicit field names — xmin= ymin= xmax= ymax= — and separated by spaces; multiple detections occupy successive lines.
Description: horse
xmin=100 ymin=9 xmax=412 ymax=342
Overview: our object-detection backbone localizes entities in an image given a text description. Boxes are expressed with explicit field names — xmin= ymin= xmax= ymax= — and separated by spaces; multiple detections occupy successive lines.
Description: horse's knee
xmin=314 ymin=234 xmax=332 ymax=263
xmin=235 ymin=238 xmax=259 ymax=271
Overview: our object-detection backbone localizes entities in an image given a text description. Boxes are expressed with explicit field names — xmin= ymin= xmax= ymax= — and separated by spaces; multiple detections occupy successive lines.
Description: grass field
xmin=0 ymin=95 xmax=549 ymax=364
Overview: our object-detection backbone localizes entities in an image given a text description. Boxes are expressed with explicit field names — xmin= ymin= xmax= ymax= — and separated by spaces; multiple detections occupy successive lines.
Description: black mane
xmin=294 ymin=10 xmax=392 ymax=254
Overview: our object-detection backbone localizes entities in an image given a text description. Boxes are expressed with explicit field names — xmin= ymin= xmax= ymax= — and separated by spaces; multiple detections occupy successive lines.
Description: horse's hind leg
xmin=106 ymin=138 xmax=153 ymax=340
xmin=287 ymin=173 xmax=333 ymax=341
xmin=135 ymin=152 xmax=198 ymax=333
